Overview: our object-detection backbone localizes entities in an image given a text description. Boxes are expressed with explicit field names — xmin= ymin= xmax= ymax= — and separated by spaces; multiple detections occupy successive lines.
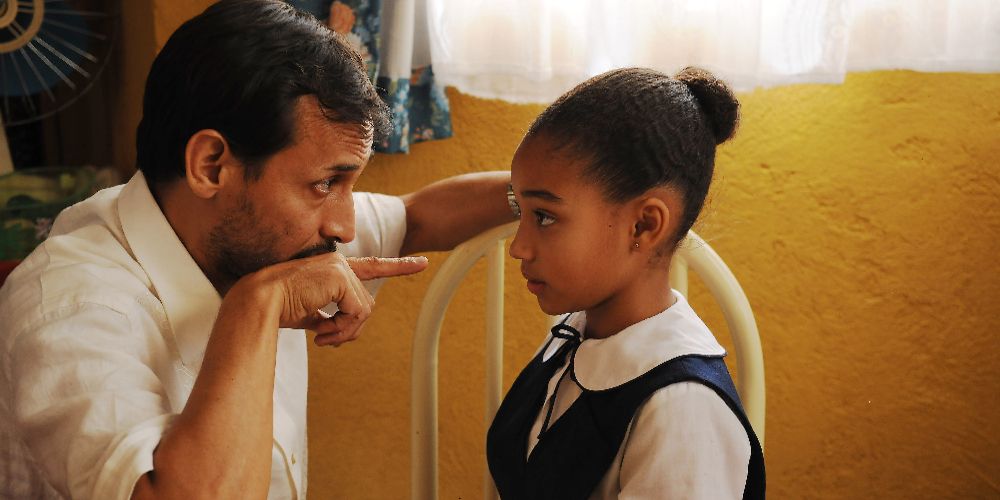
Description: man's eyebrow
xmin=521 ymin=189 xmax=562 ymax=203
xmin=325 ymin=164 xmax=361 ymax=173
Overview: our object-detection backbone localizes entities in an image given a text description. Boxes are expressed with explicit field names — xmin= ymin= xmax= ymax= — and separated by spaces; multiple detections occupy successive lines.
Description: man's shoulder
xmin=47 ymin=183 xmax=125 ymax=237
xmin=0 ymin=251 xmax=161 ymax=361
xmin=351 ymin=191 xmax=402 ymax=219
xmin=20 ymin=182 xmax=145 ymax=286
xmin=0 ymin=186 xmax=157 ymax=337
xmin=345 ymin=191 xmax=406 ymax=258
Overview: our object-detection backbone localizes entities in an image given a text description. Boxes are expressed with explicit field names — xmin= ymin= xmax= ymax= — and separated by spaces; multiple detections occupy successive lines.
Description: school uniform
xmin=487 ymin=290 xmax=765 ymax=499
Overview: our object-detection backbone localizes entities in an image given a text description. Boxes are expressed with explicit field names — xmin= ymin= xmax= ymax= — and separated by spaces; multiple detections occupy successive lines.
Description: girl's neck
xmin=583 ymin=270 xmax=676 ymax=339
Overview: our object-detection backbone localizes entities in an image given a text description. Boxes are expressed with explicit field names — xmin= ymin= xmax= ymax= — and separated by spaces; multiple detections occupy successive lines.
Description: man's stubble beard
xmin=207 ymin=193 xmax=339 ymax=287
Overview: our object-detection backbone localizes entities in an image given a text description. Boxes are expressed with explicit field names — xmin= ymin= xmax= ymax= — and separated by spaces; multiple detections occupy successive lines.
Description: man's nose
xmin=320 ymin=195 xmax=356 ymax=244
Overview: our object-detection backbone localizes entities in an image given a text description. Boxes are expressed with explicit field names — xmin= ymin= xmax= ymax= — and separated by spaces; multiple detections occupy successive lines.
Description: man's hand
xmin=236 ymin=253 xmax=428 ymax=347
xmin=133 ymin=253 xmax=426 ymax=500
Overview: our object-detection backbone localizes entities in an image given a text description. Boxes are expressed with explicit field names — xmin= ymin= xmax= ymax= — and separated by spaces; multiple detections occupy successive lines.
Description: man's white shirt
xmin=0 ymin=172 xmax=407 ymax=499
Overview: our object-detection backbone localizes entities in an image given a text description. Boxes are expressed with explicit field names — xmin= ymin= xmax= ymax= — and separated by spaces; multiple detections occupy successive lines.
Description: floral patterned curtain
xmin=291 ymin=0 xmax=453 ymax=153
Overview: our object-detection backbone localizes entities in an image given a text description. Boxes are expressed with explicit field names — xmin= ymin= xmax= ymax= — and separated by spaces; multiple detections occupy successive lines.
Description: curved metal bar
xmin=411 ymin=222 xmax=518 ymax=500
xmin=482 ymin=240 xmax=504 ymax=500
xmin=678 ymin=233 xmax=766 ymax=445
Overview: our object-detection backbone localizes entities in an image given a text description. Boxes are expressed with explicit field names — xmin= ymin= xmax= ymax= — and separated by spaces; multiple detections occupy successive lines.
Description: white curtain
xmin=425 ymin=0 xmax=1000 ymax=103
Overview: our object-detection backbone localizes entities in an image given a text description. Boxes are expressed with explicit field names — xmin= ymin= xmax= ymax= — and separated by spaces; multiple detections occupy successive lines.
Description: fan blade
xmin=12 ymin=20 xmax=74 ymax=91
xmin=42 ymin=18 xmax=107 ymax=41
xmin=39 ymin=28 xmax=97 ymax=63
xmin=15 ymin=42 xmax=57 ymax=102
xmin=10 ymin=51 xmax=42 ymax=112
xmin=34 ymin=33 xmax=90 ymax=79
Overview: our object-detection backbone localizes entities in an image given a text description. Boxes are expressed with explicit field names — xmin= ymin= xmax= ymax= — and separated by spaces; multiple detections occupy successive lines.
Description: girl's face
xmin=509 ymin=136 xmax=640 ymax=316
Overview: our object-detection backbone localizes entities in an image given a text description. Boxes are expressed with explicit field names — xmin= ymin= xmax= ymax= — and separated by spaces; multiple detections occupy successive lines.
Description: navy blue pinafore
xmin=486 ymin=321 xmax=765 ymax=499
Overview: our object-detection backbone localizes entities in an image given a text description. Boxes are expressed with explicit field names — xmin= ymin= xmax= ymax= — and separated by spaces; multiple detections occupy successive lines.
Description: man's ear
xmin=184 ymin=129 xmax=241 ymax=199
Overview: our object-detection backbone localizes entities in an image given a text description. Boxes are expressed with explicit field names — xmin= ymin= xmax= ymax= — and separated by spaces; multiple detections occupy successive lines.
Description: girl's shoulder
xmin=614 ymin=380 xmax=753 ymax=497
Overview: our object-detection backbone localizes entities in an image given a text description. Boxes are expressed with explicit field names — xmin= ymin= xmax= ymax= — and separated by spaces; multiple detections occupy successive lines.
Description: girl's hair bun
xmin=674 ymin=67 xmax=739 ymax=144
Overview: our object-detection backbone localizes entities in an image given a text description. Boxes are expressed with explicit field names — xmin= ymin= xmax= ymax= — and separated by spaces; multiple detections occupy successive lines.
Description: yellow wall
xmin=310 ymin=74 xmax=1000 ymax=500
xmin=116 ymin=4 xmax=1000 ymax=499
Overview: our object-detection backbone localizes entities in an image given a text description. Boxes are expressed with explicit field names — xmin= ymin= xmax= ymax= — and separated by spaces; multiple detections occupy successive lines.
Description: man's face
xmin=207 ymin=96 xmax=373 ymax=285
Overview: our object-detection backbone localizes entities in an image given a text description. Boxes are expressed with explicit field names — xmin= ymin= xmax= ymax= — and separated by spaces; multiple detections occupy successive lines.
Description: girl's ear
xmin=184 ymin=129 xmax=243 ymax=199
xmin=632 ymin=195 xmax=672 ymax=249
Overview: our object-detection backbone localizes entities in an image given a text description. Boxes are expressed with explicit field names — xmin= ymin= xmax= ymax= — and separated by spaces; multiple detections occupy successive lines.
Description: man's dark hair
xmin=136 ymin=0 xmax=389 ymax=189
xmin=525 ymin=67 xmax=739 ymax=247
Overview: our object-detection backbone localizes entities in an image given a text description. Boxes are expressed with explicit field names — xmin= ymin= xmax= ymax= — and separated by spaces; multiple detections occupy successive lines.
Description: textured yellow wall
xmin=114 ymin=4 xmax=1000 ymax=498
xmin=310 ymin=73 xmax=1000 ymax=500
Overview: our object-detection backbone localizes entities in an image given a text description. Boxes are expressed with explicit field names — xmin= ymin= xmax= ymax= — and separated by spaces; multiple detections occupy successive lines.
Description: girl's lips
xmin=526 ymin=280 xmax=545 ymax=295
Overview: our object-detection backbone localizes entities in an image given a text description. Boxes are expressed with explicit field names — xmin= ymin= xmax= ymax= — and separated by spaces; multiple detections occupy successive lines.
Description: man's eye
xmin=314 ymin=177 xmax=340 ymax=193
xmin=534 ymin=210 xmax=555 ymax=227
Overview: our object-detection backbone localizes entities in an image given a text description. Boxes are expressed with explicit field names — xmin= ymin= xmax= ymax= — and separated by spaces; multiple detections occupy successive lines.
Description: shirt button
xmin=291 ymin=453 xmax=297 ymax=465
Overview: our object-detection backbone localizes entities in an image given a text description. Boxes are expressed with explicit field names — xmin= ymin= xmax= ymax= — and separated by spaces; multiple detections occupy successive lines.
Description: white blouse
xmin=0 ymin=172 xmax=407 ymax=500
xmin=525 ymin=291 xmax=752 ymax=499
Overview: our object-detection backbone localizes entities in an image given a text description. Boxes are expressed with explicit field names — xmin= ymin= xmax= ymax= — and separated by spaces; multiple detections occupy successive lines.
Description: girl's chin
xmin=536 ymin=298 xmax=575 ymax=317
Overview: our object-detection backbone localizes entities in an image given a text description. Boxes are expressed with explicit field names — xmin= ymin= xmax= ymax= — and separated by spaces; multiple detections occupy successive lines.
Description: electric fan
xmin=0 ymin=0 xmax=118 ymax=174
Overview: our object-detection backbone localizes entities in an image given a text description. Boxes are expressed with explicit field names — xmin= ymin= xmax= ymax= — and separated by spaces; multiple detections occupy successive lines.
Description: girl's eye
xmin=534 ymin=210 xmax=555 ymax=227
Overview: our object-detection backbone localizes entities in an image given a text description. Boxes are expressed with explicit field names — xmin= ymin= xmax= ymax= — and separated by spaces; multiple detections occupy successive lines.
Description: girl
xmin=487 ymin=67 xmax=765 ymax=499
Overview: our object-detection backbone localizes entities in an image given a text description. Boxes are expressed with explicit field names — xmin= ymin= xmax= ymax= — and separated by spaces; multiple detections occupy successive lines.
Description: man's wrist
xmin=225 ymin=272 xmax=284 ymax=328
xmin=506 ymin=182 xmax=520 ymax=219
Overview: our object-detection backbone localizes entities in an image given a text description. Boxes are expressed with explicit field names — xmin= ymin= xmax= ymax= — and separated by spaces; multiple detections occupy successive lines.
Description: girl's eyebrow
xmin=521 ymin=189 xmax=562 ymax=203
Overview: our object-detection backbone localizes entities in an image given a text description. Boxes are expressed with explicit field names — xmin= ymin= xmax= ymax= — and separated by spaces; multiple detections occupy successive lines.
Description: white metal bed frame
xmin=410 ymin=221 xmax=764 ymax=500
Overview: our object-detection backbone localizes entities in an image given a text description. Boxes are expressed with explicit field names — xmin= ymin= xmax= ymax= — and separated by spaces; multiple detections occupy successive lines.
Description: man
xmin=0 ymin=1 xmax=514 ymax=498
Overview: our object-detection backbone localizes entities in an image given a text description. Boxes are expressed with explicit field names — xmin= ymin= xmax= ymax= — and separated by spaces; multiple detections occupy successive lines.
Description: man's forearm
xmin=132 ymin=280 xmax=281 ymax=499
xmin=399 ymin=171 xmax=514 ymax=255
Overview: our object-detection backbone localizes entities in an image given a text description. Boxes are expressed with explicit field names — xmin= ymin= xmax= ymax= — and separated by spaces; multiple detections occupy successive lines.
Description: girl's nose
xmin=508 ymin=227 xmax=532 ymax=261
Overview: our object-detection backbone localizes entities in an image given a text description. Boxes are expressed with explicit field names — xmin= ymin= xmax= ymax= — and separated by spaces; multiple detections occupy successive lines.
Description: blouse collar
xmin=542 ymin=290 xmax=726 ymax=391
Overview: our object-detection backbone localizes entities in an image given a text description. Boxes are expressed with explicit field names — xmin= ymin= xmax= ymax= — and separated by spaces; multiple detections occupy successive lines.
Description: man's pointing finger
xmin=347 ymin=256 xmax=429 ymax=281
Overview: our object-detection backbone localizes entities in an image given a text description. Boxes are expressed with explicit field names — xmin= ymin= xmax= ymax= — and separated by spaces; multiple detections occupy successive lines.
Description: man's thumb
xmin=347 ymin=256 xmax=429 ymax=280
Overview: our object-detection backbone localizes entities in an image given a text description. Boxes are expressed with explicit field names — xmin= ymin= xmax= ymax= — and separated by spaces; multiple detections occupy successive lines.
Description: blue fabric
xmin=376 ymin=66 xmax=453 ymax=153
xmin=291 ymin=0 xmax=453 ymax=153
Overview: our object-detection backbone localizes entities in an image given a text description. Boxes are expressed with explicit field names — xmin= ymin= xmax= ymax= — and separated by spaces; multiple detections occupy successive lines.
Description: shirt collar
xmin=118 ymin=172 xmax=221 ymax=371
xmin=543 ymin=290 xmax=726 ymax=391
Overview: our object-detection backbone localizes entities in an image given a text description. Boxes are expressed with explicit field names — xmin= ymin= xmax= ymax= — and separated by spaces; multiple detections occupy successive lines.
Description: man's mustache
xmin=290 ymin=240 xmax=338 ymax=260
